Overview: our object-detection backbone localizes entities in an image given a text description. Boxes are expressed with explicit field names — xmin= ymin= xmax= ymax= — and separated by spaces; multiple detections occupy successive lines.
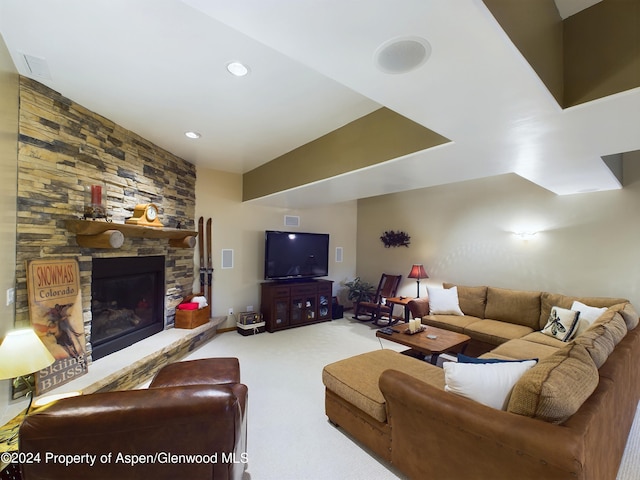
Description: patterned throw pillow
xmin=542 ymin=306 xmax=580 ymax=341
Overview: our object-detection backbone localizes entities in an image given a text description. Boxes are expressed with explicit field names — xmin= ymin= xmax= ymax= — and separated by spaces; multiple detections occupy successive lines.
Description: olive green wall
xmin=484 ymin=0 xmax=640 ymax=108
xmin=564 ymin=0 xmax=640 ymax=106
xmin=483 ymin=0 xmax=564 ymax=105
xmin=243 ymin=108 xmax=449 ymax=201
xmin=355 ymin=152 xmax=640 ymax=309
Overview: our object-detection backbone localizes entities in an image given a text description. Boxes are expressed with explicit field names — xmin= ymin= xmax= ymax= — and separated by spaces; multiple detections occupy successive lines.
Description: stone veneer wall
xmin=15 ymin=77 xmax=196 ymax=361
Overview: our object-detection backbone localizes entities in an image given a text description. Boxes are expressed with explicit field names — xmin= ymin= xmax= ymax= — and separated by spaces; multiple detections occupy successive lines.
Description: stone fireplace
xmin=15 ymin=77 xmax=197 ymax=362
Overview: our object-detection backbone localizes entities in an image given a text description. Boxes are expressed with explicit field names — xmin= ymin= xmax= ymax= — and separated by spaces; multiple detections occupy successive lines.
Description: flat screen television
xmin=264 ymin=230 xmax=330 ymax=281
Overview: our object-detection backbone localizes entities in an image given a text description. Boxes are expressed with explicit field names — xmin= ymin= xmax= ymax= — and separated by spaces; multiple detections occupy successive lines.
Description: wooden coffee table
xmin=376 ymin=323 xmax=470 ymax=365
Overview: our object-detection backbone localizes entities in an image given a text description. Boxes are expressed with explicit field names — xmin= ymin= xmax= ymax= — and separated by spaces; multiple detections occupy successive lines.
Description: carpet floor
xmin=183 ymin=317 xmax=640 ymax=480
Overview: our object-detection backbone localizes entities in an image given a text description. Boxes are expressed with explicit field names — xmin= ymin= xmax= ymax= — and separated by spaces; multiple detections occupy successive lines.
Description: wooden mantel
xmin=65 ymin=219 xmax=197 ymax=249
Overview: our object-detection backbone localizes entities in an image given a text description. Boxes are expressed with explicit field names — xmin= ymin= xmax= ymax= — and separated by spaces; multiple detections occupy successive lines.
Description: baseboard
xmin=218 ymin=326 xmax=237 ymax=333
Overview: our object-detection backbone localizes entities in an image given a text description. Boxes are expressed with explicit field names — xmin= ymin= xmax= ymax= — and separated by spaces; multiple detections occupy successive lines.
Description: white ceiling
xmin=1 ymin=0 xmax=638 ymax=208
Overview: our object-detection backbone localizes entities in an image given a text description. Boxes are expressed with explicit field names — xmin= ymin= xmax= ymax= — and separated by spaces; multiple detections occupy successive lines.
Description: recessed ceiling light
xmin=374 ymin=36 xmax=432 ymax=74
xmin=185 ymin=131 xmax=201 ymax=139
xmin=227 ymin=62 xmax=249 ymax=77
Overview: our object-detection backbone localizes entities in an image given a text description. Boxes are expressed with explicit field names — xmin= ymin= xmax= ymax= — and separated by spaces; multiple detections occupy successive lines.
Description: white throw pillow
xmin=541 ymin=306 xmax=580 ymax=342
xmin=427 ymin=286 xmax=463 ymax=315
xmin=443 ymin=360 xmax=537 ymax=410
xmin=571 ymin=300 xmax=607 ymax=337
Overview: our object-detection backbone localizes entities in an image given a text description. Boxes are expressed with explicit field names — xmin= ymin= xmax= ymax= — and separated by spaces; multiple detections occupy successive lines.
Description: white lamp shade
xmin=0 ymin=328 xmax=55 ymax=379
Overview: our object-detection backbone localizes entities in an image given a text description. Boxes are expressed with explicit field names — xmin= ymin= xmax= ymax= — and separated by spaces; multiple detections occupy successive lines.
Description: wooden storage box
xmin=175 ymin=305 xmax=210 ymax=329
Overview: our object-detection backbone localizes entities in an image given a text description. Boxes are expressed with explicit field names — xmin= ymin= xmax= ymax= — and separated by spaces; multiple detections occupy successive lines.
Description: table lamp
xmin=408 ymin=264 xmax=429 ymax=298
xmin=0 ymin=328 xmax=55 ymax=412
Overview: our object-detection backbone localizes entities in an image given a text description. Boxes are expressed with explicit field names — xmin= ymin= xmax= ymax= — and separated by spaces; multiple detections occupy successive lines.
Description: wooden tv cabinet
xmin=261 ymin=279 xmax=333 ymax=332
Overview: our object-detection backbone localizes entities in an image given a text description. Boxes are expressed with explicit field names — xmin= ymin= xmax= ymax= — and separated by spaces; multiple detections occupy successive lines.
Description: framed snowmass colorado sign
xmin=27 ymin=258 xmax=88 ymax=394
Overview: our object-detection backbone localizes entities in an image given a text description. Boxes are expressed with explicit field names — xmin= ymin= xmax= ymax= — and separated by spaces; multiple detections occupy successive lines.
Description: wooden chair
xmin=353 ymin=273 xmax=402 ymax=325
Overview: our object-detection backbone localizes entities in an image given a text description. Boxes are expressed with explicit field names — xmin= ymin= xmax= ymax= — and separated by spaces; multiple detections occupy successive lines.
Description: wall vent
xmin=284 ymin=215 xmax=300 ymax=227
xmin=336 ymin=247 xmax=344 ymax=263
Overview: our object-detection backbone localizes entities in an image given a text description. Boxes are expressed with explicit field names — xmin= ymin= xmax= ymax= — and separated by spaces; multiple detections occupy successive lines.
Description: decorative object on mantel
xmin=125 ymin=203 xmax=164 ymax=228
xmin=408 ymin=264 xmax=429 ymax=298
xmin=26 ymin=258 xmax=88 ymax=395
xmin=83 ymin=182 xmax=108 ymax=219
xmin=380 ymin=230 xmax=411 ymax=248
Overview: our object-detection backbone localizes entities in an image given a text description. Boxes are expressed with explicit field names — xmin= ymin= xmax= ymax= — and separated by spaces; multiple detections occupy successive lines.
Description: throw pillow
xmin=443 ymin=359 xmax=537 ymax=410
xmin=571 ymin=300 xmax=607 ymax=337
xmin=457 ymin=354 xmax=538 ymax=364
xmin=541 ymin=306 xmax=580 ymax=342
xmin=427 ymin=286 xmax=464 ymax=316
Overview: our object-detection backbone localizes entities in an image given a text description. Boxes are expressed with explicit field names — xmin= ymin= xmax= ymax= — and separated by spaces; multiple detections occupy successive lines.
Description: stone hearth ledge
xmin=1 ymin=317 xmax=224 ymax=426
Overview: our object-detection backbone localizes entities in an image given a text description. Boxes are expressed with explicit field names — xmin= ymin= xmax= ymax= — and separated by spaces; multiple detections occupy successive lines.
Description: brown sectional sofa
xmin=322 ymin=285 xmax=640 ymax=480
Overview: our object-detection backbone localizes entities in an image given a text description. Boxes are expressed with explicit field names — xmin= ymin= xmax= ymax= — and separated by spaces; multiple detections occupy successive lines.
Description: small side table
xmin=385 ymin=297 xmax=415 ymax=325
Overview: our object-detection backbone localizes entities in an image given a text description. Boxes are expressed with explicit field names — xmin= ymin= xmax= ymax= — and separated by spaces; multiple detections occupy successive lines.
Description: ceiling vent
xmin=375 ymin=36 xmax=432 ymax=74
xmin=22 ymin=53 xmax=52 ymax=80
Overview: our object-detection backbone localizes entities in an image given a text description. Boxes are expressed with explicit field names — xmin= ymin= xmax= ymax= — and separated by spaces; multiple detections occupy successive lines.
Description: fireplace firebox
xmin=91 ymin=256 xmax=165 ymax=360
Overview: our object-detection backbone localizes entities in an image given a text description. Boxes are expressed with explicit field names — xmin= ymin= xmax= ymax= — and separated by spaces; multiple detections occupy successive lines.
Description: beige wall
xmin=356 ymin=152 xmax=640 ymax=309
xmin=0 ymin=34 xmax=18 ymax=417
xmin=196 ymin=167 xmax=358 ymax=329
xmin=0 ymin=35 xmax=18 ymax=333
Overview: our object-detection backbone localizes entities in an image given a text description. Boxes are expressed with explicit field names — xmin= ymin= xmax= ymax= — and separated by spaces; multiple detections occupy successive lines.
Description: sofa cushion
xmin=507 ymin=343 xmax=599 ymax=424
xmin=322 ymin=349 xmax=444 ymax=423
xmin=484 ymin=287 xmax=541 ymax=329
xmin=427 ymin=286 xmax=463 ymax=315
xmin=573 ymin=308 xmax=627 ymax=368
xmin=539 ymin=292 xmax=629 ymax=330
xmin=422 ymin=314 xmax=481 ymax=334
xmin=443 ymin=283 xmax=487 ymax=318
xmin=487 ymin=338 xmax=559 ymax=361
xmin=464 ymin=319 xmax=534 ymax=346
xmin=443 ymin=359 xmax=537 ymax=410
xmin=519 ymin=331 xmax=566 ymax=349
xmin=541 ymin=306 xmax=580 ymax=342
xmin=590 ymin=308 xmax=627 ymax=343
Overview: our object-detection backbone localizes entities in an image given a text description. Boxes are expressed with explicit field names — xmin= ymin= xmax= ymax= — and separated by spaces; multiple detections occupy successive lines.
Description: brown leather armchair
xmin=19 ymin=358 xmax=248 ymax=480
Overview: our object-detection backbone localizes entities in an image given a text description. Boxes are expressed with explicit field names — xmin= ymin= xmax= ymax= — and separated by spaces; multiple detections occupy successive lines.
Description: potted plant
xmin=344 ymin=277 xmax=376 ymax=306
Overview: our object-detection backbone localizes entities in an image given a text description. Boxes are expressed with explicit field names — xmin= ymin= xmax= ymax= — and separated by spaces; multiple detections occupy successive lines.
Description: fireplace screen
xmin=91 ymin=256 xmax=165 ymax=360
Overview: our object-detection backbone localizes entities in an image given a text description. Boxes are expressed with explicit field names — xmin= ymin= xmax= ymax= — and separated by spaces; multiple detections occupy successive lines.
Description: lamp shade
xmin=408 ymin=264 xmax=428 ymax=280
xmin=0 ymin=328 xmax=55 ymax=379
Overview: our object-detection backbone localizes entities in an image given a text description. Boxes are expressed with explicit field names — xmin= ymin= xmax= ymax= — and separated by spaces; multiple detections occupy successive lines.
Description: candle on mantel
xmin=91 ymin=184 xmax=102 ymax=205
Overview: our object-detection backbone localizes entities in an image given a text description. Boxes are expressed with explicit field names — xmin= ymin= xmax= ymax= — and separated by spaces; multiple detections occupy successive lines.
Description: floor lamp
xmin=408 ymin=264 xmax=429 ymax=298
xmin=0 ymin=328 xmax=55 ymax=445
